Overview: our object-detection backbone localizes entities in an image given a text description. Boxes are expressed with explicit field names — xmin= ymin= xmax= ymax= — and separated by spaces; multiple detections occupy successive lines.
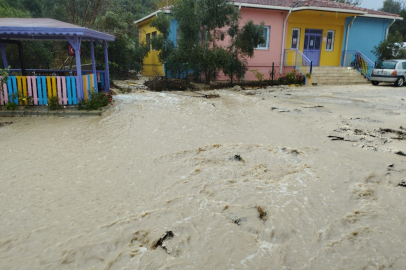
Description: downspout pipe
xmin=344 ymin=16 xmax=356 ymax=53
xmin=386 ymin=19 xmax=396 ymax=39
xmin=280 ymin=10 xmax=292 ymax=74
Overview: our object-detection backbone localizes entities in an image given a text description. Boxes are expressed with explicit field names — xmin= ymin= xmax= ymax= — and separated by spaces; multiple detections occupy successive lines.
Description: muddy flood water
xmin=1 ymin=84 xmax=405 ymax=269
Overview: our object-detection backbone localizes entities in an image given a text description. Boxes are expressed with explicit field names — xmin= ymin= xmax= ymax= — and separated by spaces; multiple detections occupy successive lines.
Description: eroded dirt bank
xmin=0 ymin=84 xmax=405 ymax=269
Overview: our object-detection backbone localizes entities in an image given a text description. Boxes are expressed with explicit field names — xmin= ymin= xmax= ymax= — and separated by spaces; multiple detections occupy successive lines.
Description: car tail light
xmin=372 ymin=70 xmax=375 ymax=75
xmin=391 ymin=70 xmax=397 ymax=75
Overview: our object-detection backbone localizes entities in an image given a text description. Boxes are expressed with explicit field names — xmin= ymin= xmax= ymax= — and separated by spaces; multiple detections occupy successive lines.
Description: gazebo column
xmin=0 ymin=44 xmax=8 ymax=69
xmin=67 ymin=36 xmax=84 ymax=100
xmin=90 ymin=38 xmax=97 ymax=92
xmin=103 ymin=41 xmax=110 ymax=91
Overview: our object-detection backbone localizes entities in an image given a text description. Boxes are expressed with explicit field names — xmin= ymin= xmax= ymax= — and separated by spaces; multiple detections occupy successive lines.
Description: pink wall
xmin=216 ymin=8 xmax=287 ymax=81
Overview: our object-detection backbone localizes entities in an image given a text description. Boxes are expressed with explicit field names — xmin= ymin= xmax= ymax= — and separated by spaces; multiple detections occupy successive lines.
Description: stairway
xmin=310 ymin=66 xmax=369 ymax=86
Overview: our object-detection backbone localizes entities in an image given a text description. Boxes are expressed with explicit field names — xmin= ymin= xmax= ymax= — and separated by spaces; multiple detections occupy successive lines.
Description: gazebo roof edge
xmin=0 ymin=18 xmax=115 ymax=41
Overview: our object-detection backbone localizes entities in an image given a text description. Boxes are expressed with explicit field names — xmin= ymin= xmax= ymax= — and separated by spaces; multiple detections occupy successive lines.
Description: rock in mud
xmin=398 ymin=180 xmax=406 ymax=187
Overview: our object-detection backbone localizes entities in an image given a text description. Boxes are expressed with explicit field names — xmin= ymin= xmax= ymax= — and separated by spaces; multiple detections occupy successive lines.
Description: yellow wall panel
xmin=137 ymin=18 xmax=164 ymax=76
xmin=287 ymin=11 xmax=351 ymax=66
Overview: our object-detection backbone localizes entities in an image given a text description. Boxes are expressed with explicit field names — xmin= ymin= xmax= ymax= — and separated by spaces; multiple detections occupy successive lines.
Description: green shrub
xmin=250 ymin=69 xmax=264 ymax=82
xmin=48 ymin=96 xmax=61 ymax=110
xmin=76 ymin=91 xmax=113 ymax=111
xmin=5 ymin=101 xmax=18 ymax=110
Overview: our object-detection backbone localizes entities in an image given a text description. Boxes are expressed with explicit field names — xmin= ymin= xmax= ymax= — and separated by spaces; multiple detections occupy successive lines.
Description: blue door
xmin=303 ymin=29 xmax=322 ymax=66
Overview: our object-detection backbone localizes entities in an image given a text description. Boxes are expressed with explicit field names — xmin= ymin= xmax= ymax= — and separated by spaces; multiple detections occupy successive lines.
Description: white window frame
xmin=255 ymin=26 xmax=270 ymax=50
xmin=291 ymin=28 xmax=300 ymax=49
xmin=326 ymin=30 xmax=335 ymax=51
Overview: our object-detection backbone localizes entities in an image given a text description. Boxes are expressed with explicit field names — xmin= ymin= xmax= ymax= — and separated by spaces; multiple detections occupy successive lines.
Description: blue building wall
xmin=165 ymin=18 xmax=190 ymax=78
xmin=342 ymin=17 xmax=392 ymax=63
xmin=169 ymin=19 xmax=178 ymax=46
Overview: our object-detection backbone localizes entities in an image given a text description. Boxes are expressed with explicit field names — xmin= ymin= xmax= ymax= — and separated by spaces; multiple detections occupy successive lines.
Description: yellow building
xmin=286 ymin=10 xmax=358 ymax=67
xmin=136 ymin=11 xmax=168 ymax=76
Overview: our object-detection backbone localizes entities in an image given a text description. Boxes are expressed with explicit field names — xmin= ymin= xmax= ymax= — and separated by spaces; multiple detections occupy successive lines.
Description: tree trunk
xmin=205 ymin=69 xmax=211 ymax=85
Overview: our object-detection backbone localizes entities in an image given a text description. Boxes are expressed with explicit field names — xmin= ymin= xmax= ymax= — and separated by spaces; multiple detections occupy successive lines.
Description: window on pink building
xmin=256 ymin=26 xmax=270 ymax=50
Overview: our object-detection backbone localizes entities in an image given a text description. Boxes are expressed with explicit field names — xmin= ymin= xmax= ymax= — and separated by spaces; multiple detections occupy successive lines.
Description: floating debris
xmin=395 ymin=151 xmax=406 ymax=157
xmin=154 ymin=231 xmax=174 ymax=252
xmin=233 ymin=155 xmax=242 ymax=161
xmin=301 ymin=105 xmax=324 ymax=108
xmin=328 ymin=135 xmax=344 ymax=141
xmin=204 ymin=94 xmax=220 ymax=99
xmin=231 ymin=217 xmax=247 ymax=226
xmin=256 ymin=205 xmax=267 ymax=221
xmin=0 ymin=122 xmax=13 ymax=127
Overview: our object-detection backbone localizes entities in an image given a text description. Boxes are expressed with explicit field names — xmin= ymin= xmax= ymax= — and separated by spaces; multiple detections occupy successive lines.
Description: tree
xmin=163 ymin=0 xmax=265 ymax=84
xmin=372 ymin=31 xmax=406 ymax=62
xmin=0 ymin=0 xmax=54 ymax=69
xmin=329 ymin=0 xmax=361 ymax=6
xmin=380 ymin=0 xmax=405 ymax=13
xmin=378 ymin=1 xmax=406 ymax=38
xmin=93 ymin=8 xmax=149 ymax=77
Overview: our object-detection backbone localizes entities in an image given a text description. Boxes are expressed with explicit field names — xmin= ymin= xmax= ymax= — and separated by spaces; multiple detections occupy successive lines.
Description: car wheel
xmin=371 ymin=81 xmax=379 ymax=86
xmin=395 ymin=77 xmax=404 ymax=87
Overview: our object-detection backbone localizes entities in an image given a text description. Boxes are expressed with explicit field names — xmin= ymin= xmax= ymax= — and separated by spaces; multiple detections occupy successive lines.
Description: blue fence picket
xmin=7 ymin=77 xmax=18 ymax=104
xmin=37 ymin=76 xmax=43 ymax=105
xmin=37 ymin=76 xmax=48 ymax=105
xmin=66 ymin=77 xmax=72 ymax=105
xmin=67 ymin=76 xmax=78 ymax=105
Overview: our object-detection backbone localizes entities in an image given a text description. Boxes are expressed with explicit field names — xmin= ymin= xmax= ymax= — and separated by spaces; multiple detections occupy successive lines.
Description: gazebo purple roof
xmin=0 ymin=18 xmax=115 ymax=41
xmin=0 ymin=18 xmax=115 ymax=103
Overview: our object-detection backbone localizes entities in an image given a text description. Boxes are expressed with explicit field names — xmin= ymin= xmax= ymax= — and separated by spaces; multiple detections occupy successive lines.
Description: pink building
xmin=136 ymin=0 xmax=401 ymax=83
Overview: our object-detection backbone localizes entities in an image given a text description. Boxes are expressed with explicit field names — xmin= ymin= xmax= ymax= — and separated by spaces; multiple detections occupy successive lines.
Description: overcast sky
xmin=359 ymin=0 xmax=385 ymax=10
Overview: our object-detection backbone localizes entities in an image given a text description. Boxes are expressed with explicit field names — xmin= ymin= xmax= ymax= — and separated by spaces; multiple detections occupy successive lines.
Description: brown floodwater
xmin=1 ymin=85 xmax=405 ymax=269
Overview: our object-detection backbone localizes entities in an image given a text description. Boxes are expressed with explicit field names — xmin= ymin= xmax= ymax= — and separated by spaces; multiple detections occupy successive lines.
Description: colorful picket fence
xmin=0 ymin=72 xmax=107 ymax=106
xmin=0 ymin=75 xmax=81 ymax=106
xmin=83 ymin=73 xmax=97 ymax=100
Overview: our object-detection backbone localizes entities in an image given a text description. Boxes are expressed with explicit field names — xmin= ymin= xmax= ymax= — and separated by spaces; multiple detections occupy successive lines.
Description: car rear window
xmin=376 ymin=61 xmax=397 ymax=69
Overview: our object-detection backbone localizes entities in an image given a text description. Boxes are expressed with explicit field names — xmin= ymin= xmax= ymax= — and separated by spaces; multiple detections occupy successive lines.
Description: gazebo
xmin=0 ymin=18 xmax=115 ymax=106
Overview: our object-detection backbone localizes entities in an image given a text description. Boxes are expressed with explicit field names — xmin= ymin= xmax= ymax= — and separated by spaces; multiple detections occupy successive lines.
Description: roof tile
xmin=234 ymin=0 xmax=401 ymax=18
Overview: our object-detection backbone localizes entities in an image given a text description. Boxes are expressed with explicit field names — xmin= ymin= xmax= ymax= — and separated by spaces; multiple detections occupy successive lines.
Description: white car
xmin=371 ymin=59 xmax=406 ymax=87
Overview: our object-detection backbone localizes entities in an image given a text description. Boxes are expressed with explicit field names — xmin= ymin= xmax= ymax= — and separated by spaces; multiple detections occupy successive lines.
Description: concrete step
xmin=312 ymin=74 xmax=365 ymax=80
xmin=312 ymin=70 xmax=361 ymax=74
xmin=313 ymin=81 xmax=369 ymax=86
xmin=313 ymin=76 xmax=368 ymax=81
xmin=309 ymin=66 xmax=369 ymax=85
xmin=312 ymin=78 xmax=369 ymax=84
xmin=312 ymin=73 xmax=365 ymax=78
xmin=312 ymin=78 xmax=369 ymax=85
